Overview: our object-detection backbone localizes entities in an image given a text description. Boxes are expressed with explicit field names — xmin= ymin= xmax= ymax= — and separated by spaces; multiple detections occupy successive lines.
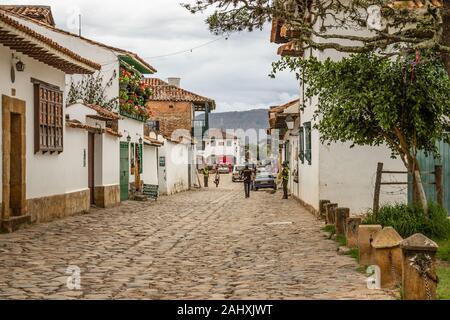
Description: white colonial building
xmin=0 ymin=8 xmax=101 ymax=232
xmin=199 ymin=128 xmax=242 ymax=167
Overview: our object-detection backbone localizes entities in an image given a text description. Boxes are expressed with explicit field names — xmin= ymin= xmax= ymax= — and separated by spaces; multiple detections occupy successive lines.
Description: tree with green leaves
xmin=275 ymin=52 xmax=449 ymax=211
xmin=183 ymin=0 xmax=450 ymax=75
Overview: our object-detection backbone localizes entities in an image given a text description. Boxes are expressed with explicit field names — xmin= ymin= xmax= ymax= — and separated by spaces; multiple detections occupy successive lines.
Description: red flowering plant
xmin=119 ymin=66 xmax=153 ymax=121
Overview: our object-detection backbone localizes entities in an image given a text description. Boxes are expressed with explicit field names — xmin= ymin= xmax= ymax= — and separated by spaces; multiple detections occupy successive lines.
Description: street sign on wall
xmin=159 ymin=156 xmax=166 ymax=167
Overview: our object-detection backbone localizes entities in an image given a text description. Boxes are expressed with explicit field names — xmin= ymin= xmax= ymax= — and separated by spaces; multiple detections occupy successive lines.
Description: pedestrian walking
xmin=278 ymin=162 xmax=290 ymax=199
xmin=203 ymin=167 xmax=210 ymax=188
xmin=242 ymin=165 xmax=253 ymax=198
xmin=214 ymin=170 xmax=221 ymax=188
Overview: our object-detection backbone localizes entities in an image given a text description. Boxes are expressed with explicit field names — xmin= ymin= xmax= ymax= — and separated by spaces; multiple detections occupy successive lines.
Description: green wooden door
xmin=120 ymin=142 xmax=129 ymax=201
xmin=409 ymin=134 xmax=450 ymax=215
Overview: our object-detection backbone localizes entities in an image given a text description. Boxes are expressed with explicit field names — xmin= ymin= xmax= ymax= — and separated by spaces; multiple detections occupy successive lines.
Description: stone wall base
xmin=27 ymin=189 xmax=90 ymax=224
xmin=94 ymin=185 xmax=120 ymax=208
xmin=1 ymin=214 xmax=31 ymax=233
xmin=292 ymin=195 xmax=319 ymax=217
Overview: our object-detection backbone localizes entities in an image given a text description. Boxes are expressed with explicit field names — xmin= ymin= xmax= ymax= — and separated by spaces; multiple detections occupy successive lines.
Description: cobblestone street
xmin=0 ymin=178 xmax=394 ymax=300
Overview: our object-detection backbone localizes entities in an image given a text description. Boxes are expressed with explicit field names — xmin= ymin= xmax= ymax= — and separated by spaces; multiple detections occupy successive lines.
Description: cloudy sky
xmin=5 ymin=0 xmax=299 ymax=112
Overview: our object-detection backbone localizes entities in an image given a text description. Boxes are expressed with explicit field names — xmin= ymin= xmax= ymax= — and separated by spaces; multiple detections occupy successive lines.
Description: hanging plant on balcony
xmin=119 ymin=66 xmax=153 ymax=121
xmin=119 ymin=69 xmax=132 ymax=90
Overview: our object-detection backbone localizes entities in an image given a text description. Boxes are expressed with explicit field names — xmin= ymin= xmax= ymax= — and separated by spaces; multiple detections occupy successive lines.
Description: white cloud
xmin=5 ymin=0 xmax=300 ymax=112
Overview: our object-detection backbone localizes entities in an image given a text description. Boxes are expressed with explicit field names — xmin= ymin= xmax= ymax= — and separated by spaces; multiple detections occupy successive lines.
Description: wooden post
xmin=319 ymin=200 xmax=331 ymax=221
xmin=335 ymin=208 xmax=350 ymax=236
xmin=435 ymin=165 xmax=444 ymax=208
xmin=401 ymin=234 xmax=439 ymax=300
xmin=372 ymin=227 xmax=403 ymax=289
xmin=325 ymin=203 xmax=338 ymax=226
xmin=373 ymin=162 xmax=384 ymax=216
xmin=346 ymin=218 xmax=362 ymax=249
xmin=358 ymin=225 xmax=382 ymax=266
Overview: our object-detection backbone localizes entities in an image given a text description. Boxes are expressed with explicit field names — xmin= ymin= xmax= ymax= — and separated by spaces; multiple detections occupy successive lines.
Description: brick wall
xmin=147 ymin=101 xmax=193 ymax=138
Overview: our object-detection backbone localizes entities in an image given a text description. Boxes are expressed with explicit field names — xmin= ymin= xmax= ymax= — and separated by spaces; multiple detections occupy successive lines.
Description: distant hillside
xmin=197 ymin=109 xmax=269 ymax=132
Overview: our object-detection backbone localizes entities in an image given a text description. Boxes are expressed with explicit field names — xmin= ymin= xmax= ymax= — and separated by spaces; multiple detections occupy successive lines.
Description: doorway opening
xmin=2 ymin=95 xmax=27 ymax=228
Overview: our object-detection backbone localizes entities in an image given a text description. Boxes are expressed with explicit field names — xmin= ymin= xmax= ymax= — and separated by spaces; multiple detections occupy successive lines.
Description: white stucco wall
xmin=319 ymin=143 xmax=407 ymax=214
xmin=158 ymin=140 xmax=190 ymax=195
xmin=102 ymin=134 xmax=120 ymax=186
xmin=143 ymin=145 xmax=159 ymax=185
xmin=0 ymin=44 xmax=89 ymax=201
xmin=297 ymin=93 xmax=321 ymax=211
xmin=64 ymin=128 xmax=89 ymax=193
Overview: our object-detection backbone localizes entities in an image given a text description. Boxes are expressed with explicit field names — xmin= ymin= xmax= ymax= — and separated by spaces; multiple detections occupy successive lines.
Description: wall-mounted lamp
xmin=123 ymin=130 xmax=132 ymax=143
xmin=285 ymin=115 xmax=295 ymax=130
xmin=15 ymin=59 xmax=25 ymax=72
xmin=137 ymin=133 xmax=143 ymax=145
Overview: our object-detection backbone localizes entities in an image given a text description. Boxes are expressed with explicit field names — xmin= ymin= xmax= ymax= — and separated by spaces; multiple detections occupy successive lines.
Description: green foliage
xmin=437 ymin=240 xmax=450 ymax=262
xmin=347 ymin=248 xmax=360 ymax=262
xmin=437 ymin=267 xmax=450 ymax=300
xmin=67 ymin=73 xmax=117 ymax=111
xmin=322 ymin=225 xmax=336 ymax=234
xmin=296 ymin=53 xmax=449 ymax=164
xmin=362 ymin=202 xmax=450 ymax=240
xmin=336 ymin=235 xmax=347 ymax=247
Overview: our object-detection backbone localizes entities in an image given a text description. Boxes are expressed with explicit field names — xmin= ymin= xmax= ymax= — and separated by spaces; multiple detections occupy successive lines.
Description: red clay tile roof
xmin=0 ymin=9 xmax=100 ymax=74
xmin=1 ymin=6 xmax=157 ymax=74
xmin=144 ymin=78 xmax=216 ymax=109
xmin=105 ymin=128 xmax=122 ymax=138
xmin=145 ymin=78 xmax=169 ymax=86
xmin=270 ymin=99 xmax=300 ymax=114
xmin=0 ymin=5 xmax=55 ymax=26
xmin=86 ymin=104 xmax=120 ymax=120
xmin=144 ymin=136 xmax=164 ymax=146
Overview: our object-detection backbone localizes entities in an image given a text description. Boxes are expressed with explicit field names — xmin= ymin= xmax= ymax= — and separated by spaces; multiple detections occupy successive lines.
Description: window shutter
xmin=33 ymin=80 xmax=63 ymax=154
xmin=299 ymin=126 xmax=305 ymax=164
xmin=139 ymin=143 xmax=143 ymax=174
xmin=304 ymin=122 xmax=312 ymax=165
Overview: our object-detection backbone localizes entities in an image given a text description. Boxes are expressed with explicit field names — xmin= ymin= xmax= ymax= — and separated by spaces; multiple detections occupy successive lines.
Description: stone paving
xmin=0 ymin=178 xmax=395 ymax=300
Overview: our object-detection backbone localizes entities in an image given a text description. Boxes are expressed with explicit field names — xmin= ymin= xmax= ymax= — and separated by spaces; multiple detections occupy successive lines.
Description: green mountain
xmin=197 ymin=109 xmax=269 ymax=132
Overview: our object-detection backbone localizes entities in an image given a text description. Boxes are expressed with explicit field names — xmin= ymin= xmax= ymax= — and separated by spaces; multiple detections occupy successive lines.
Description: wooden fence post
xmin=435 ymin=165 xmax=444 ymax=208
xmin=373 ymin=162 xmax=384 ymax=216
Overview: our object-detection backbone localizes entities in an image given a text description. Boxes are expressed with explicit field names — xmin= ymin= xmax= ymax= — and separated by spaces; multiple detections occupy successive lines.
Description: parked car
xmin=232 ymin=165 xmax=246 ymax=182
xmin=218 ymin=165 xmax=230 ymax=174
xmin=254 ymin=171 xmax=277 ymax=191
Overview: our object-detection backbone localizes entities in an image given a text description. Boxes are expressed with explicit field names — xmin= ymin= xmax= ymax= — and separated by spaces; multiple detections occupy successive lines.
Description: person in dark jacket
xmin=242 ymin=165 xmax=253 ymax=199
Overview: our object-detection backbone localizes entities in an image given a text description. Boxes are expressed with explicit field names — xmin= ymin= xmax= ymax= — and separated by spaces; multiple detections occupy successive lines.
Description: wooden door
xmin=2 ymin=95 xmax=27 ymax=220
xmin=120 ymin=142 xmax=129 ymax=201
xmin=88 ymin=133 xmax=95 ymax=205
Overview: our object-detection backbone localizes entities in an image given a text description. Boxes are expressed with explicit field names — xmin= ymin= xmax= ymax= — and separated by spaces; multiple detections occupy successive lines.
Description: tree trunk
xmin=442 ymin=1 xmax=450 ymax=76
xmin=409 ymin=157 xmax=429 ymax=217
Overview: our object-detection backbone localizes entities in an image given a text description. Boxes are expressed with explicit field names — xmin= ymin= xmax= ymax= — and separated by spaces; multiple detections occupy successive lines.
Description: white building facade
xmin=0 ymin=9 xmax=100 ymax=232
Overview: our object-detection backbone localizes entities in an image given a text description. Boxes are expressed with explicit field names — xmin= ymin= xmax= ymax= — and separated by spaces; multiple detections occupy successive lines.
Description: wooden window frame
xmin=32 ymin=78 xmax=63 ymax=154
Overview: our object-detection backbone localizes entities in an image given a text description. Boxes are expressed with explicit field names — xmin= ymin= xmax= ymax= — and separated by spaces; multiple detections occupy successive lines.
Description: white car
xmin=218 ymin=165 xmax=230 ymax=174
